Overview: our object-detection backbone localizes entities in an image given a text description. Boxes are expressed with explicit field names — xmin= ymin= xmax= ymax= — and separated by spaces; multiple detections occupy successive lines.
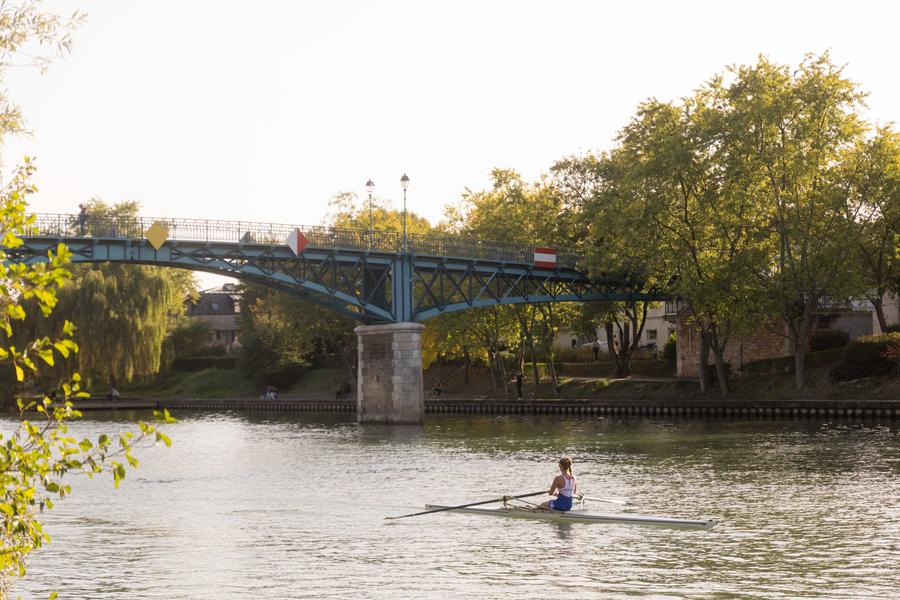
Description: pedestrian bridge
xmin=14 ymin=213 xmax=658 ymax=324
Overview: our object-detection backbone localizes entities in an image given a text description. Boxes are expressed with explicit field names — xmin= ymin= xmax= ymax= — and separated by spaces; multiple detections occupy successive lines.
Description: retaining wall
xmin=143 ymin=398 xmax=900 ymax=420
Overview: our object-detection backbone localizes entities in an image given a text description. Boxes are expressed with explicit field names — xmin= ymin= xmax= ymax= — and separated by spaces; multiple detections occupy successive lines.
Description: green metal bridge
xmin=12 ymin=213 xmax=658 ymax=323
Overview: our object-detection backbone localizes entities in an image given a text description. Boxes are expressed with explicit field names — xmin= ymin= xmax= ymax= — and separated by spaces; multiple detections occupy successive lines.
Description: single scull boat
xmin=422 ymin=501 xmax=717 ymax=530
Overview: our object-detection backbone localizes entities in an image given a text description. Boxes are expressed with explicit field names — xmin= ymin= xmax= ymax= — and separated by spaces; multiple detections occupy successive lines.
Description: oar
xmin=384 ymin=491 xmax=546 ymax=520
xmin=578 ymin=494 xmax=627 ymax=506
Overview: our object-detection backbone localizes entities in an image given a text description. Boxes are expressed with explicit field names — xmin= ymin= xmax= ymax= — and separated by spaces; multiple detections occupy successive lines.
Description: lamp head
xmin=366 ymin=179 xmax=374 ymax=195
xmin=400 ymin=173 xmax=410 ymax=190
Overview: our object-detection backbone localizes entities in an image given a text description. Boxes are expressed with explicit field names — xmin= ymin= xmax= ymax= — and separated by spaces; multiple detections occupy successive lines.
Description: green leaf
xmin=52 ymin=341 xmax=70 ymax=358
xmin=38 ymin=347 xmax=54 ymax=366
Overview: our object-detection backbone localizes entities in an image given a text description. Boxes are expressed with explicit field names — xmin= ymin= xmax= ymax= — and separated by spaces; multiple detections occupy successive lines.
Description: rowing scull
xmin=423 ymin=503 xmax=717 ymax=530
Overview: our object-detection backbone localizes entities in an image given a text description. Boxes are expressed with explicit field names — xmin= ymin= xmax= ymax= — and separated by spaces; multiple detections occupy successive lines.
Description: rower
xmin=540 ymin=457 xmax=577 ymax=511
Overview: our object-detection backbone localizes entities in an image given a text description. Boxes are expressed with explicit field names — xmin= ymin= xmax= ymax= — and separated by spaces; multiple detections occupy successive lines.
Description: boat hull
xmin=424 ymin=504 xmax=717 ymax=530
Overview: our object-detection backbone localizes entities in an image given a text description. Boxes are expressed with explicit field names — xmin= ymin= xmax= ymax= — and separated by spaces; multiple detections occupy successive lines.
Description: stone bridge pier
xmin=354 ymin=322 xmax=425 ymax=424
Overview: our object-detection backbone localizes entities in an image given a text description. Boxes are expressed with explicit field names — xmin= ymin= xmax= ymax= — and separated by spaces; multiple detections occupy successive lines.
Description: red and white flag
xmin=533 ymin=247 xmax=557 ymax=269
xmin=287 ymin=228 xmax=309 ymax=256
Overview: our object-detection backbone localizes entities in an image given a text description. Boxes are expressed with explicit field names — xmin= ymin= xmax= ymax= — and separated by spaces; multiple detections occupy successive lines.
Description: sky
xmin=4 ymin=0 xmax=900 ymax=287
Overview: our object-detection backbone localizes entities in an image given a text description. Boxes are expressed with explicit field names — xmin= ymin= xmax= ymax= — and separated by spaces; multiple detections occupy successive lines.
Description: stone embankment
xmin=67 ymin=396 xmax=900 ymax=420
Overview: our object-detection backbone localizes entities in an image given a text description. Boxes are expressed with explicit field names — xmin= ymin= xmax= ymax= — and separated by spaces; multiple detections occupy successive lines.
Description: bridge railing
xmin=25 ymin=213 xmax=582 ymax=269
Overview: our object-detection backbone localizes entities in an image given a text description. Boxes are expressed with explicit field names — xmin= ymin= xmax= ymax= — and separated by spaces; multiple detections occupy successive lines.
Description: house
xmin=185 ymin=283 xmax=242 ymax=350
xmin=873 ymin=293 xmax=900 ymax=334
xmin=553 ymin=303 xmax=676 ymax=355
xmin=672 ymin=294 xmax=897 ymax=377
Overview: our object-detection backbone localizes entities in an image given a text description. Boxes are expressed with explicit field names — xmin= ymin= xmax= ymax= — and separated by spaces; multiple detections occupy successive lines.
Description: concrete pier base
xmin=355 ymin=322 xmax=425 ymax=424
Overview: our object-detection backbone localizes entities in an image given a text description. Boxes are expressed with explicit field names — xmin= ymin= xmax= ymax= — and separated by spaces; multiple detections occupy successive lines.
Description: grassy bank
xmin=125 ymin=367 xmax=348 ymax=399
xmin=124 ymin=357 xmax=900 ymax=401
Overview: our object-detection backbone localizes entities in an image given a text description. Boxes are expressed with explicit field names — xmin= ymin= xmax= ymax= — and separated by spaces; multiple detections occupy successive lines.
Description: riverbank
xmin=68 ymin=395 xmax=900 ymax=420
xmin=123 ymin=361 xmax=900 ymax=402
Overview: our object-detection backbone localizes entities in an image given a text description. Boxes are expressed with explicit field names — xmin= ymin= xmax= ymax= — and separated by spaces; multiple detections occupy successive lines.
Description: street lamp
xmin=400 ymin=173 xmax=409 ymax=252
xmin=366 ymin=179 xmax=374 ymax=248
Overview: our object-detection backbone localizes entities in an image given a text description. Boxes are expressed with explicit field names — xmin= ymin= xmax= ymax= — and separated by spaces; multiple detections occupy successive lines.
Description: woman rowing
xmin=540 ymin=457 xmax=577 ymax=511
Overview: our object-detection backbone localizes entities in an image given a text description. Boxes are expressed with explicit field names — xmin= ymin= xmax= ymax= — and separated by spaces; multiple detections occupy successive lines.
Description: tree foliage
xmin=19 ymin=201 xmax=196 ymax=388
xmin=846 ymin=128 xmax=900 ymax=331
xmin=427 ymin=170 xmax=580 ymax=394
xmin=553 ymin=53 xmax=896 ymax=392
xmin=0 ymin=6 xmax=173 ymax=592
xmin=0 ymin=165 xmax=176 ymax=592
xmin=167 ymin=317 xmax=213 ymax=360
xmin=238 ymin=283 xmax=358 ymax=389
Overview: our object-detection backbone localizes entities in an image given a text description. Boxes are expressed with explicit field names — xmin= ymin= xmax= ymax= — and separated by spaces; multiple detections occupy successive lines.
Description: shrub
xmin=168 ymin=317 xmax=213 ymax=359
xmin=741 ymin=348 xmax=845 ymax=376
xmin=808 ymin=329 xmax=850 ymax=352
xmin=662 ymin=333 xmax=676 ymax=363
xmin=885 ymin=324 xmax=900 ymax=333
xmin=830 ymin=332 xmax=900 ymax=381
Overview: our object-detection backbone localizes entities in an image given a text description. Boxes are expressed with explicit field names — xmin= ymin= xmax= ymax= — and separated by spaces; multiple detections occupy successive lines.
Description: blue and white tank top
xmin=560 ymin=474 xmax=576 ymax=498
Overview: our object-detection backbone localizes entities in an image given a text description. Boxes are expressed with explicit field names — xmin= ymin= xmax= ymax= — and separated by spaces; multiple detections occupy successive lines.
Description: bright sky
xmin=5 ymin=0 xmax=900 ymax=287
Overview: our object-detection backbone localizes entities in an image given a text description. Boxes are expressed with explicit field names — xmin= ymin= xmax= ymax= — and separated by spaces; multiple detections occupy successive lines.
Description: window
xmin=215 ymin=331 xmax=222 ymax=340
xmin=647 ymin=329 xmax=658 ymax=341
xmin=211 ymin=301 xmax=220 ymax=311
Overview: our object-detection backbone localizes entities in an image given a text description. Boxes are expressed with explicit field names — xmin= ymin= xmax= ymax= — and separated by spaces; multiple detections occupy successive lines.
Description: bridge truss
xmin=12 ymin=213 xmax=660 ymax=323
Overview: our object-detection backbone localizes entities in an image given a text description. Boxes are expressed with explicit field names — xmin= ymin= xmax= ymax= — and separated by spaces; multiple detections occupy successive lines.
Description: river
xmin=8 ymin=411 xmax=900 ymax=599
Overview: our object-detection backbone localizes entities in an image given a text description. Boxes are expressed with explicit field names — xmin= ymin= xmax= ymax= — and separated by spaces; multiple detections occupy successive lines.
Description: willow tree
xmin=19 ymin=262 xmax=191 ymax=388
xmin=45 ymin=201 xmax=195 ymax=386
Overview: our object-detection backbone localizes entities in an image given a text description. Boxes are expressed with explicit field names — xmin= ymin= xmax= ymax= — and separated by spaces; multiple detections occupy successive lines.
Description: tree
xmin=593 ymin=89 xmax=768 ymax=396
xmin=443 ymin=169 xmax=579 ymax=389
xmin=0 ymin=7 xmax=174 ymax=591
xmin=325 ymin=190 xmax=433 ymax=236
xmin=551 ymin=152 xmax=666 ymax=378
xmin=238 ymin=283 xmax=358 ymax=389
xmin=0 ymin=165 xmax=175 ymax=593
xmin=845 ymin=128 xmax=900 ymax=332
xmin=19 ymin=202 xmax=197 ymax=388
xmin=168 ymin=317 xmax=213 ymax=360
xmin=725 ymin=54 xmax=871 ymax=390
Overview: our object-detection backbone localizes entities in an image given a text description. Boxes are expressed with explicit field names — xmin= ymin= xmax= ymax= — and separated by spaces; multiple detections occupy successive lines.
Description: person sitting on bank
xmin=432 ymin=380 xmax=443 ymax=398
xmin=539 ymin=457 xmax=577 ymax=511
xmin=108 ymin=387 xmax=120 ymax=401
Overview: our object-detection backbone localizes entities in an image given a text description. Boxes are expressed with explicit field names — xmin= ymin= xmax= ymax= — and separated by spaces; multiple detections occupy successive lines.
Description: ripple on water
xmin=6 ymin=414 xmax=900 ymax=599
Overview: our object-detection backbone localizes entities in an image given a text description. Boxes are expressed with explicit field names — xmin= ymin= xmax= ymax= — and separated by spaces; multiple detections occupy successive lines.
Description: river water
xmin=7 ymin=411 xmax=900 ymax=599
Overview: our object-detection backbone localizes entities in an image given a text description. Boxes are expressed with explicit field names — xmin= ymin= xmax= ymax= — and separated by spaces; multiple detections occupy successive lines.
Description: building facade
xmin=185 ymin=283 xmax=242 ymax=351
xmin=674 ymin=295 xmax=896 ymax=377
xmin=553 ymin=303 xmax=676 ymax=355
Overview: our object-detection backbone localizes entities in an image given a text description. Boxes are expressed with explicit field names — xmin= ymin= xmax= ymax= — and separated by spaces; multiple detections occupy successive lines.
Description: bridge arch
xmin=14 ymin=213 xmax=659 ymax=324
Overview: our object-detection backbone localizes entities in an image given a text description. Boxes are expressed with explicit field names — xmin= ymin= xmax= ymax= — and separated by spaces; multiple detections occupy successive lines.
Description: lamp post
xmin=366 ymin=179 xmax=374 ymax=248
xmin=400 ymin=173 xmax=409 ymax=252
